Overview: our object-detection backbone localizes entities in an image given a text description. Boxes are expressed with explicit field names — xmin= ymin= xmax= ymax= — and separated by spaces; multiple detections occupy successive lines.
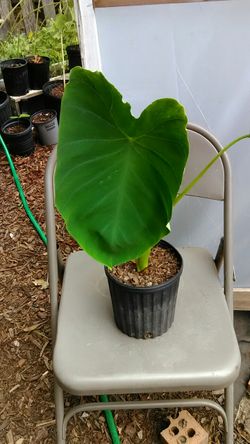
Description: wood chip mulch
xmin=0 ymin=145 xmax=243 ymax=443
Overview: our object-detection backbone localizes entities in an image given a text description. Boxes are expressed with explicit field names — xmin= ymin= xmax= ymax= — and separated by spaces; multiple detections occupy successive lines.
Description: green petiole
xmin=136 ymin=248 xmax=151 ymax=272
xmin=174 ymin=134 xmax=250 ymax=206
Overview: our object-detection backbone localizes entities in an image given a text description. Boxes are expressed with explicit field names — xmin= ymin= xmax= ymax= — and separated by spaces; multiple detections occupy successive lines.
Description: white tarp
xmin=96 ymin=0 xmax=250 ymax=286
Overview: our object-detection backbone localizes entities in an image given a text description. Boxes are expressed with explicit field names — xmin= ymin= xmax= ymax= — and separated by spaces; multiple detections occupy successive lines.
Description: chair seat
xmin=53 ymin=247 xmax=240 ymax=396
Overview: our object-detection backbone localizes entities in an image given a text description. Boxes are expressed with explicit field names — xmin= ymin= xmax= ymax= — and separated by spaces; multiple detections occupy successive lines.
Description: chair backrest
xmin=184 ymin=123 xmax=225 ymax=201
xmin=45 ymin=123 xmax=233 ymax=345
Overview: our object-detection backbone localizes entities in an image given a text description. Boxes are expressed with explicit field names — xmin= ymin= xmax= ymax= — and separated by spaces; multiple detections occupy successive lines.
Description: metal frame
xmin=45 ymin=122 xmax=235 ymax=443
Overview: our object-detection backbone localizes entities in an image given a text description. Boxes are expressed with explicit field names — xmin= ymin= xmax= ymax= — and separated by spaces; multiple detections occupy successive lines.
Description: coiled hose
xmin=0 ymin=134 xmax=120 ymax=444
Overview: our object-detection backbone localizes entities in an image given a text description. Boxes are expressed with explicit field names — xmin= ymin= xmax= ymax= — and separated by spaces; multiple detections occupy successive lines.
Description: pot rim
xmin=31 ymin=109 xmax=57 ymax=125
xmin=105 ymin=240 xmax=183 ymax=292
xmin=42 ymin=79 xmax=65 ymax=98
xmin=26 ymin=55 xmax=50 ymax=64
xmin=66 ymin=44 xmax=80 ymax=52
xmin=1 ymin=117 xmax=31 ymax=135
xmin=1 ymin=58 xmax=27 ymax=69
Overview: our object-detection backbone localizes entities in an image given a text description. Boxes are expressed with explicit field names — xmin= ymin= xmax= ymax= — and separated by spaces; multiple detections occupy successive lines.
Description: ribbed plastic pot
xmin=1 ymin=118 xmax=34 ymax=156
xmin=27 ymin=56 xmax=50 ymax=90
xmin=31 ymin=109 xmax=58 ymax=145
xmin=66 ymin=45 xmax=82 ymax=70
xmin=43 ymin=80 xmax=64 ymax=121
xmin=105 ymin=240 xmax=183 ymax=339
xmin=1 ymin=58 xmax=29 ymax=96
xmin=0 ymin=91 xmax=11 ymax=127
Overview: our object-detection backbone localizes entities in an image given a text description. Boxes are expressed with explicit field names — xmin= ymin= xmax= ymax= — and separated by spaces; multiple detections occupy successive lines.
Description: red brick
xmin=160 ymin=410 xmax=208 ymax=444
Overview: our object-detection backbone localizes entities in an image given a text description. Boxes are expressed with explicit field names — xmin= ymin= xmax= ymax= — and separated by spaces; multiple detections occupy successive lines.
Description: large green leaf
xmin=55 ymin=68 xmax=189 ymax=266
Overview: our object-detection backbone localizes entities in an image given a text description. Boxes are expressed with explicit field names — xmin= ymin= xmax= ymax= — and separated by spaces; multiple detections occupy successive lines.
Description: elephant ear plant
xmin=55 ymin=67 xmax=249 ymax=339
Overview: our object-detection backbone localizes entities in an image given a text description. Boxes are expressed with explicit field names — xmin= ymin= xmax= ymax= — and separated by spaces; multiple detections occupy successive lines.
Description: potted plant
xmin=31 ymin=108 xmax=58 ymax=146
xmin=1 ymin=116 xmax=34 ymax=156
xmin=27 ymin=55 xmax=50 ymax=90
xmin=55 ymin=67 xmax=249 ymax=339
xmin=1 ymin=58 xmax=29 ymax=96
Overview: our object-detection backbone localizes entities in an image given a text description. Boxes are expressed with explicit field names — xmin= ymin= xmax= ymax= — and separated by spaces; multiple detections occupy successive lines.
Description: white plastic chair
xmin=45 ymin=123 xmax=241 ymax=443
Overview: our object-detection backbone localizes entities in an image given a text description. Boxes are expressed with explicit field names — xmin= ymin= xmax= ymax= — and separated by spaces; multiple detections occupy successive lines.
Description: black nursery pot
xmin=1 ymin=118 xmax=34 ymax=156
xmin=43 ymin=80 xmax=65 ymax=121
xmin=1 ymin=58 xmax=29 ymax=96
xmin=105 ymin=240 xmax=183 ymax=339
xmin=66 ymin=44 xmax=82 ymax=70
xmin=27 ymin=56 xmax=50 ymax=90
xmin=0 ymin=91 xmax=11 ymax=127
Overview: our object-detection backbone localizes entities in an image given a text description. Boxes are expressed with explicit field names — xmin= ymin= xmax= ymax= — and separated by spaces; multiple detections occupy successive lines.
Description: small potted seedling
xmin=1 ymin=114 xmax=34 ymax=156
xmin=31 ymin=109 xmax=58 ymax=145
xmin=27 ymin=55 xmax=50 ymax=90
xmin=55 ymin=68 xmax=250 ymax=339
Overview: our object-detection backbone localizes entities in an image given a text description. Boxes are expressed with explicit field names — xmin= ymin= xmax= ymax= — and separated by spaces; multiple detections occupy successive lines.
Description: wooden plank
xmin=0 ymin=0 xmax=13 ymax=39
xmin=234 ymin=289 xmax=250 ymax=311
xmin=94 ymin=0 xmax=229 ymax=7
xmin=41 ymin=0 xmax=56 ymax=22
xmin=21 ymin=0 xmax=36 ymax=33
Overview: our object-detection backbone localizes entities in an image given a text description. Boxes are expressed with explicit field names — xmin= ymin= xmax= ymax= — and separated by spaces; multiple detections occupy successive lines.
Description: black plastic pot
xmin=27 ymin=56 xmax=50 ymax=90
xmin=42 ymin=80 xmax=65 ymax=121
xmin=0 ymin=91 xmax=11 ymax=127
xmin=1 ymin=118 xmax=34 ymax=156
xmin=31 ymin=109 xmax=58 ymax=145
xmin=19 ymin=93 xmax=45 ymax=115
xmin=66 ymin=44 xmax=82 ymax=70
xmin=1 ymin=58 xmax=29 ymax=96
xmin=105 ymin=240 xmax=183 ymax=339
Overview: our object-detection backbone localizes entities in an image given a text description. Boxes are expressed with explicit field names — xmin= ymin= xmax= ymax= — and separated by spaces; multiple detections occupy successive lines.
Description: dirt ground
xmin=0 ymin=145 xmax=246 ymax=443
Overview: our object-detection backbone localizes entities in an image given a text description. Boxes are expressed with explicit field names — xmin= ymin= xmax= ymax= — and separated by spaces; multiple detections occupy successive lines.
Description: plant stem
xmin=60 ymin=31 xmax=66 ymax=88
xmin=174 ymin=134 xmax=250 ymax=206
xmin=136 ymin=248 xmax=151 ymax=272
xmin=35 ymin=0 xmax=41 ymax=33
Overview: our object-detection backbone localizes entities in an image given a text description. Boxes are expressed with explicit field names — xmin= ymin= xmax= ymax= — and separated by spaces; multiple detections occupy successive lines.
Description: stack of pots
xmin=0 ymin=48 xmax=74 ymax=152
xmin=0 ymin=49 xmax=77 ymax=120
xmin=0 ymin=108 xmax=58 ymax=156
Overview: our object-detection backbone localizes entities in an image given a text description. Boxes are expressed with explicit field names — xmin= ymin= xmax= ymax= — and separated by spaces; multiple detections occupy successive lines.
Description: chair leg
xmin=225 ymin=384 xmax=234 ymax=444
xmin=55 ymin=383 xmax=66 ymax=444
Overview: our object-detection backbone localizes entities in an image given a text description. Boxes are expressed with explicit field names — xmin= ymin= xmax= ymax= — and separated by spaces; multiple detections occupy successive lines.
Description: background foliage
xmin=0 ymin=0 xmax=78 ymax=74
xmin=0 ymin=17 xmax=78 ymax=64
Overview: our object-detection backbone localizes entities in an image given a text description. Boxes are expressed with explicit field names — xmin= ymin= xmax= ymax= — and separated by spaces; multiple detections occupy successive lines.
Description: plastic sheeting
xmin=96 ymin=0 xmax=250 ymax=286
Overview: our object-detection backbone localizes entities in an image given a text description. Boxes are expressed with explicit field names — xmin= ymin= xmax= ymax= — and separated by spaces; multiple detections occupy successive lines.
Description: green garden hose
xmin=99 ymin=395 xmax=120 ymax=444
xmin=0 ymin=134 xmax=47 ymax=246
xmin=0 ymin=134 xmax=121 ymax=444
